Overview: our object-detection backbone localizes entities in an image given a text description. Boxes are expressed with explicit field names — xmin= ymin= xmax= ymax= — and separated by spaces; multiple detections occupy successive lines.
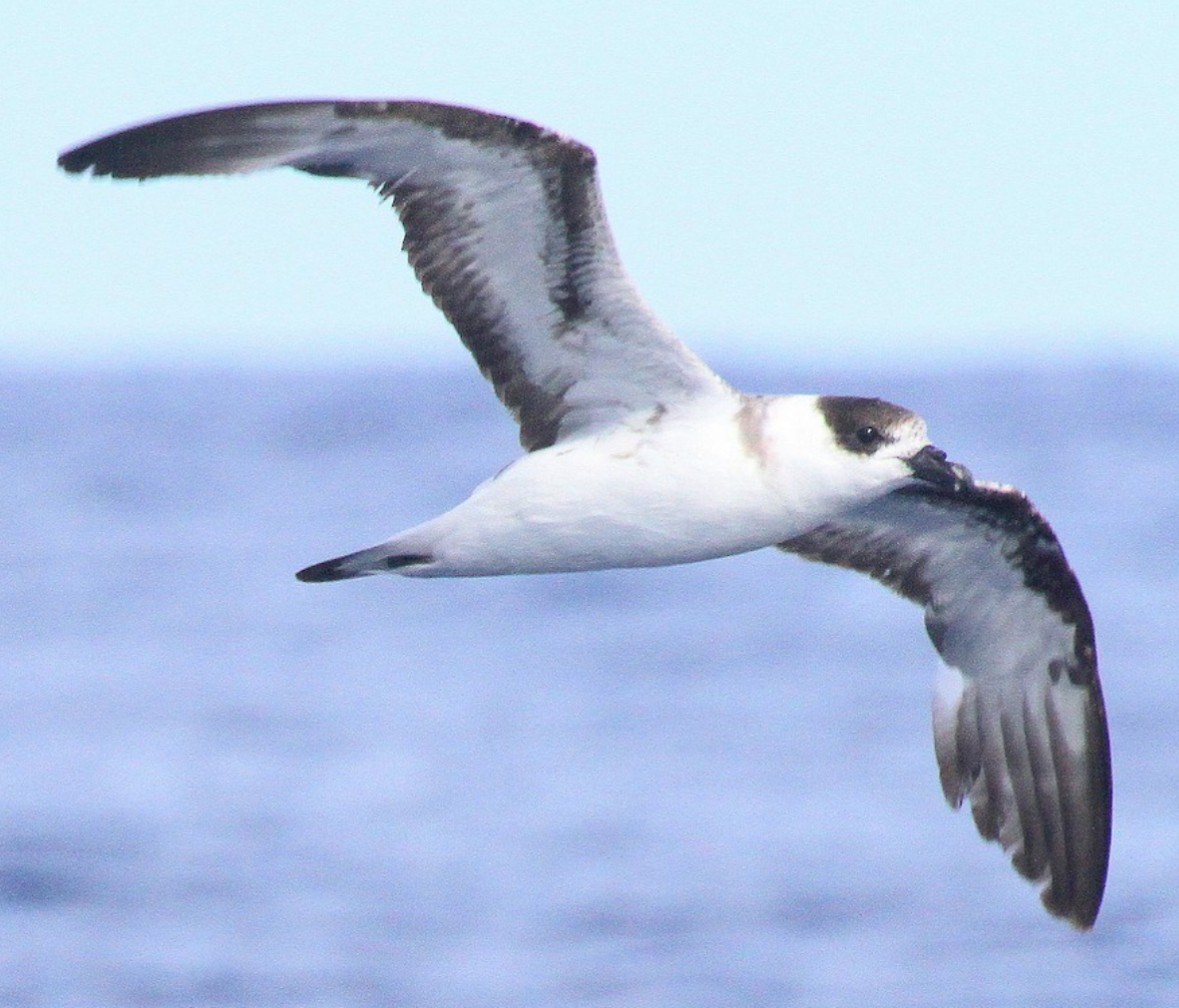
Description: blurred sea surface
xmin=2 ymin=361 xmax=1176 ymax=1006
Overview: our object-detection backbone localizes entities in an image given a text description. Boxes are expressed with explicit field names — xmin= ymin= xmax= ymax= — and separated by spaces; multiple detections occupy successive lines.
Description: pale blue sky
xmin=7 ymin=2 xmax=1179 ymax=367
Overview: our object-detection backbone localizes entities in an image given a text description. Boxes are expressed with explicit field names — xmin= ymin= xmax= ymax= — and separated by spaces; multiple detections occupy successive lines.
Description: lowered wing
xmin=780 ymin=479 xmax=1111 ymax=928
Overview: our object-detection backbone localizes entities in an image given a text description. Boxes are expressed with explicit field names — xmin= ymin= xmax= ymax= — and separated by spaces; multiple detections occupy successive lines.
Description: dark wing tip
xmin=57 ymin=98 xmax=591 ymax=182
xmin=57 ymin=138 xmax=141 ymax=177
xmin=57 ymin=146 xmax=96 ymax=175
xmin=57 ymin=103 xmax=284 ymax=179
xmin=1042 ymin=827 xmax=1109 ymax=931
xmin=58 ymin=125 xmax=204 ymax=180
xmin=56 ymin=106 xmax=222 ymax=178
xmin=1046 ymin=880 xmax=1104 ymax=931
xmin=1045 ymin=676 xmax=1113 ymax=931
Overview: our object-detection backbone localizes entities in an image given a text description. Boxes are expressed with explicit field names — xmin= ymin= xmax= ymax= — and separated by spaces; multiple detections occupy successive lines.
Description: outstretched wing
xmin=780 ymin=480 xmax=1111 ymax=928
xmin=58 ymin=100 xmax=728 ymax=450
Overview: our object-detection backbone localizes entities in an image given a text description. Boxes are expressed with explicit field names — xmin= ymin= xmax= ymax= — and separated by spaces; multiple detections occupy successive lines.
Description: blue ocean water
xmin=1 ymin=361 xmax=1176 ymax=1007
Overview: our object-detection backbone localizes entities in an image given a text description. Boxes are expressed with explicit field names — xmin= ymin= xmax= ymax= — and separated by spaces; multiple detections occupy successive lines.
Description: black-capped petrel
xmin=59 ymin=100 xmax=1111 ymax=928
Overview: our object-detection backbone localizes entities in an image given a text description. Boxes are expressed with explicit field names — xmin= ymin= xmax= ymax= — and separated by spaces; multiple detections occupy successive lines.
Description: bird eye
xmin=855 ymin=425 xmax=883 ymax=448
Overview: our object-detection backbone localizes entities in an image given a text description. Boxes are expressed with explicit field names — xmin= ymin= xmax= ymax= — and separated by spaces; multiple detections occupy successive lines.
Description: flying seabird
xmin=59 ymin=99 xmax=1112 ymax=928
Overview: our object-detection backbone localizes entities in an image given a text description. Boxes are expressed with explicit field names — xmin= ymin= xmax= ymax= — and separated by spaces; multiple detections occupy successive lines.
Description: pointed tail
xmin=296 ymin=547 xmax=433 ymax=582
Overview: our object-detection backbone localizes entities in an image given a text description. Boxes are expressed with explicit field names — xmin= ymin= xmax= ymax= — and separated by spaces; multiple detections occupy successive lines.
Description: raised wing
xmin=780 ymin=480 xmax=1111 ymax=928
xmin=58 ymin=100 xmax=728 ymax=450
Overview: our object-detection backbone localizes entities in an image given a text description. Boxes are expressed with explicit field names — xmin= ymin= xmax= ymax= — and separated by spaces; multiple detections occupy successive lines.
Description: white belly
xmin=391 ymin=422 xmax=818 ymax=577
